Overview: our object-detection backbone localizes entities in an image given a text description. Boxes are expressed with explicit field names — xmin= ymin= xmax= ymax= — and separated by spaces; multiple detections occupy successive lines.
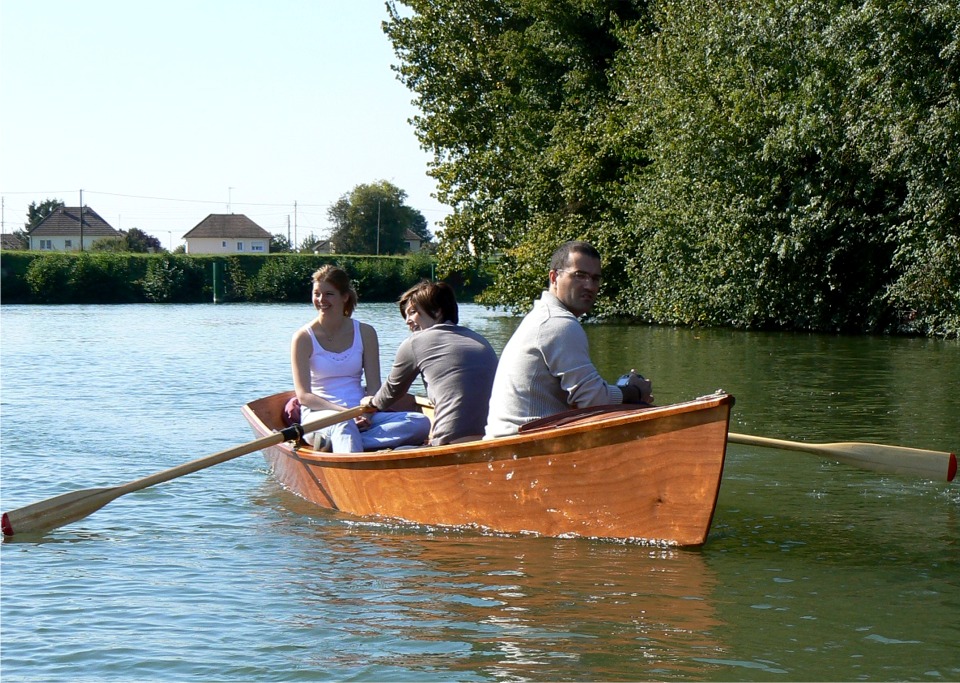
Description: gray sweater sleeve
xmin=485 ymin=292 xmax=621 ymax=438
xmin=371 ymin=337 xmax=418 ymax=410
xmin=539 ymin=315 xmax=622 ymax=408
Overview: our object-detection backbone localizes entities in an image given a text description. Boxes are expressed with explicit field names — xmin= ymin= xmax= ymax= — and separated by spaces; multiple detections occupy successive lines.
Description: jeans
xmin=300 ymin=405 xmax=431 ymax=452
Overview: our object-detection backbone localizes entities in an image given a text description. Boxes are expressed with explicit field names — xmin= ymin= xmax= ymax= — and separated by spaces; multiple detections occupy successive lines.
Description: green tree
xmin=270 ymin=232 xmax=293 ymax=252
xmin=124 ymin=228 xmax=164 ymax=253
xmin=91 ymin=228 xmax=163 ymax=253
xmin=386 ymin=0 xmax=959 ymax=336
xmin=834 ymin=0 xmax=960 ymax=336
xmin=298 ymin=233 xmax=326 ymax=253
xmin=385 ymin=0 xmax=650 ymax=309
xmin=615 ymin=0 xmax=959 ymax=334
xmin=25 ymin=198 xmax=64 ymax=231
xmin=328 ymin=180 xmax=432 ymax=255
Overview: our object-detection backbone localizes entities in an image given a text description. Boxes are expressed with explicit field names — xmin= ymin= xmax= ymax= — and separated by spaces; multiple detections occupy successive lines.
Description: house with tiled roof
xmin=403 ymin=229 xmax=425 ymax=253
xmin=27 ymin=206 xmax=121 ymax=251
xmin=1 ymin=233 xmax=26 ymax=250
xmin=182 ymin=214 xmax=271 ymax=254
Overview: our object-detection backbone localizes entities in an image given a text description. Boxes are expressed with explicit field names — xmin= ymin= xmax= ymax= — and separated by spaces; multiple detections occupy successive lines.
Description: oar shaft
xmin=114 ymin=425 xmax=297 ymax=496
xmin=111 ymin=405 xmax=368 ymax=496
xmin=2 ymin=405 xmax=367 ymax=537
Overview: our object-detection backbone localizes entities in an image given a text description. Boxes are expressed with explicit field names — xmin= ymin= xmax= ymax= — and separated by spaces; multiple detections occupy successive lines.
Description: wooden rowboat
xmin=241 ymin=391 xmax=735 ymax=546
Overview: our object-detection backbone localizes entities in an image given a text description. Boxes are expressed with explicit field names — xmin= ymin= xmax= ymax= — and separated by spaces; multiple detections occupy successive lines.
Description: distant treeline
xmin=0 ymin=252 xmax=491 ymax=305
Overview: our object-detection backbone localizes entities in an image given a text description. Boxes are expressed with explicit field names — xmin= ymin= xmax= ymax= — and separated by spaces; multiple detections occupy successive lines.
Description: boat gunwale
xmin=242 ymin=392 xmax=733 ymax=465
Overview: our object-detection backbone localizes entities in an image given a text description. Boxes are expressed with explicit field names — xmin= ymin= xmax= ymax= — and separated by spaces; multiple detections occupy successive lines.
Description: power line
xmin=85 ymin=189 xmax=335 ymax=209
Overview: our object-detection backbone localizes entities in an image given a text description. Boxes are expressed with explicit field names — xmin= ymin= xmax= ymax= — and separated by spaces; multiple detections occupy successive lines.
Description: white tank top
xmin=306 ymin=318 xmax=365 ymax=407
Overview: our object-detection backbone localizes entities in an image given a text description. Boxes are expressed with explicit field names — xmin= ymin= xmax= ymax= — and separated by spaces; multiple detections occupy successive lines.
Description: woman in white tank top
xmin=290 ymin=266 xmax=430 ymax=452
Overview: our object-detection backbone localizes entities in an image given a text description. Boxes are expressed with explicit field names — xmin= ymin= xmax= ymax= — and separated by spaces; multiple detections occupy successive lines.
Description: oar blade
xmin=728 ymin=432 xmax=956 ymax=482
xmin=2 ymin=404 xmax=369 ymax=538
xmin=2 ymin=487 xmax=122 ymax=537
xmin=827 ymin=442 xmax=957 ymax=482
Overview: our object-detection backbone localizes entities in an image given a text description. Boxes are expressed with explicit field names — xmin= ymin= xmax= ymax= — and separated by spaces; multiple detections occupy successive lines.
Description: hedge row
xmin=0 ymin=251 xmax=491 ymax=305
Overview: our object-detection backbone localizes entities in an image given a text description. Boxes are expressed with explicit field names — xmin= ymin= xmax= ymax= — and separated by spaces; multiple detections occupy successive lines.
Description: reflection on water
xmin=258 ymin=485 xmax=727 ymax=681
xmin=2 ymin=304 xmax=957 ymax=682
xmin=586 ymin=324 xmax=959 ymax=452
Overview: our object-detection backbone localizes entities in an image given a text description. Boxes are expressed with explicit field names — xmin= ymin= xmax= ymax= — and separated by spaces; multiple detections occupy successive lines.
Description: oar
xmin=514 ymin=402 xmax=956 ymax=482
xmin=1 ymin=406 xmax=367 ymax=537
xmin=728 ymin=432 xmax=957 ymax=482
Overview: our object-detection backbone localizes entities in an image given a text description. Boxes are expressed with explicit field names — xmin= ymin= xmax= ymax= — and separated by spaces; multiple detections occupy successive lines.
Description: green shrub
xmin=0 ymin=252 xmax=34 ymax=302
xmin=71 ymin=253 xmax=141 ymax=303
xmin=246 ymin=255 xmax=327 ymax=302
xmin=142 ymin=255 xmax=207 ymax=303
xmin=4 ymin=251 xmax=491 ymax=308
xmin=25 ymin=253 xmax=75 ymax=303
xmin=343 ymin=257 xmax=407 ymax=301
xmin=25 ymin=253 xmax=144 ymax=303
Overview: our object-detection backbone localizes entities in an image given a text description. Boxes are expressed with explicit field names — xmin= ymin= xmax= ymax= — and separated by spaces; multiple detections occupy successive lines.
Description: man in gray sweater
xmin=484 ymin=240 xmax=653 ymax=438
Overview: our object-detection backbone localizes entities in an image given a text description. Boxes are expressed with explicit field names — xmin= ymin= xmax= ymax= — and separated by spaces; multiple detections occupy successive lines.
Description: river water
xmin=1 ymin=303 xmax=957 ymax=681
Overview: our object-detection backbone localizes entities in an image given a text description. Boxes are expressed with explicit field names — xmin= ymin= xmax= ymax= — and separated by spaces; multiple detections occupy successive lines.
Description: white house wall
xmin=29 ymin=236 xmax=111 ymax=251
xmin=185 ymin=238 xmax=269 ymax=254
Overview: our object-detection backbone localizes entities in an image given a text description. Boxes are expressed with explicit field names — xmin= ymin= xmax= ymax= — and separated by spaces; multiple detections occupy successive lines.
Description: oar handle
xmin=298 ymin=405 xmax=368 ymax=435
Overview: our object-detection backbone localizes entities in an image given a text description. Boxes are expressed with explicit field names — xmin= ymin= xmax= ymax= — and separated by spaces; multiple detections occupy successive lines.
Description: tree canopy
xmin=385 ymin=0 xmax=959 ymax=336
xmin=328 ymin=180 xmax=432 ymax=255
xmin=270 ymin=233 xmax=294 ymax=253
xmin=91 ymin=228 xmax=164 ymax=253
xmin=17 ymin=198 xmax=65 ymax=245
xmin=25 ymin=198 xmax=64 ymax=230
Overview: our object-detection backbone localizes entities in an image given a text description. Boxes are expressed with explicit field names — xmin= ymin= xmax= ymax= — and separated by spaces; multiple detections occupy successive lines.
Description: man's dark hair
xmin=550 ymin=240 xmax=601 ymax=271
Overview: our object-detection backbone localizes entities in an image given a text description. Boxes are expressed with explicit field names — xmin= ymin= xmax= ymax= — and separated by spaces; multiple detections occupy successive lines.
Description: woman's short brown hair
xmin=398 ymin=280 xmax=459 ymax=324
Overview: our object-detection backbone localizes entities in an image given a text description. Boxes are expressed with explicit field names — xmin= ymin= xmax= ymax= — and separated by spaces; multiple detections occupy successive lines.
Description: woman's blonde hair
xmin=312 ymin=265 xmax=358 ymax=317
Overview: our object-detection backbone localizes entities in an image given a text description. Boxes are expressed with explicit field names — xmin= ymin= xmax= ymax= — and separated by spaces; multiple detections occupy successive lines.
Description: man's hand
xmin=618 ymin=369 xmax=654 ymax=405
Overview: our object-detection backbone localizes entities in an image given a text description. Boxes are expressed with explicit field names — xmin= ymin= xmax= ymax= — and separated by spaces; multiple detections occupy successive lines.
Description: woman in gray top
xmin=361 ymin=281 xmax=498 ymax=445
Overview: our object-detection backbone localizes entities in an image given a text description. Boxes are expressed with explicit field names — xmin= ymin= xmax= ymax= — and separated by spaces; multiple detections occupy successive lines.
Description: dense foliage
xmin=23 ymin=253 xmax=145 ymax=303
xmin=92 ymin=228 xmax=165 ymax=253
xmin=385 ymin=0 xmax=959 ymax=336
xmin=0 ymin=252 xmax=488 ymax=305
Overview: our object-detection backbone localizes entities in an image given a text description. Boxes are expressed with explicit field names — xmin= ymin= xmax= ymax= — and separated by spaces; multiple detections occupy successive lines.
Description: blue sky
xmin=0 ymin=1 xmax=446 ymax=249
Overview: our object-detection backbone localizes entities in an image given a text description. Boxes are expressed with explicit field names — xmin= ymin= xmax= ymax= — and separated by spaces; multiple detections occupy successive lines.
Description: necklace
xmin=317 ymin=319 xmax=344 ymax=342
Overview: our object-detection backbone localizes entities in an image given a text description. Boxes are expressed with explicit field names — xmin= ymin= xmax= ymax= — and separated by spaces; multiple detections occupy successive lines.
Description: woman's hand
xmin=356 ymin=396 xmax=378 ymax=431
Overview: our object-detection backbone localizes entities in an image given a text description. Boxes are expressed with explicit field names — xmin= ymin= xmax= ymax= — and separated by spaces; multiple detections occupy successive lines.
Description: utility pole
xmin=79 ymin=189 xmax=84 ymax=251
xmin=294 ymin=201 xmax=298 ymax=252
xmin=376 ymin=200 xmax=381 ymax=256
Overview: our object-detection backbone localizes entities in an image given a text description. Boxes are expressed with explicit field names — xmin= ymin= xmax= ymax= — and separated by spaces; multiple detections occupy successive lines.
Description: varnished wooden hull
xmin=241 ymin=392 xmax=734 ymax=546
